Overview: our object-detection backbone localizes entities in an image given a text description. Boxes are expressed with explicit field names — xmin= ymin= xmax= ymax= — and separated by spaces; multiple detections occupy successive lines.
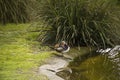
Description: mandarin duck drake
xmin=54 ymin=41 xmax=70 ymax=54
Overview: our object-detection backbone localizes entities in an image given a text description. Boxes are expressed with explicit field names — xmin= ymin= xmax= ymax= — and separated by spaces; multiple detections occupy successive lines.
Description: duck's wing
xmin=55 ymin=47 xmax=64 ymax=52
xmin=56 ymin=47 xmax=64 ymax=52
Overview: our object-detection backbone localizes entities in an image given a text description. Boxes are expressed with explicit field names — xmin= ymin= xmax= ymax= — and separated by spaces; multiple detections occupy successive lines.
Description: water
xmin=57 ymin=47 xmax=120 ymax=80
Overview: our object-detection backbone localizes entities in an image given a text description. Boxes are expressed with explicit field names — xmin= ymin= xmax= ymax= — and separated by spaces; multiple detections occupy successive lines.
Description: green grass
xmin=0 ymin=24 xmax=51 ymax=80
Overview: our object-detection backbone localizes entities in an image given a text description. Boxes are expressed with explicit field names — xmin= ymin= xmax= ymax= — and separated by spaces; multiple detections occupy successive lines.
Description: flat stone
xmin=39 ymin=57 xmax=71 ymax=80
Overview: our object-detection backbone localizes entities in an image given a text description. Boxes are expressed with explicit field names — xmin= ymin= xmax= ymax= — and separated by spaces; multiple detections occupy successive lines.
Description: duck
xmin=54 ymin=41 xmax=70 ymax=54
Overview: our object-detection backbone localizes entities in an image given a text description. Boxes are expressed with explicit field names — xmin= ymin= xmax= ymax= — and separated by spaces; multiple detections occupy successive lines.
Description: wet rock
xmin=56 ymin=69 xmax=71 ymax=80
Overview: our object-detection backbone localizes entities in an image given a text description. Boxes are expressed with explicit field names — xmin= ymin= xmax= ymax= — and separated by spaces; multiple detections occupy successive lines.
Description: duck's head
xmin=61 ymin=41 xmax=66 ymax=45
xmin=54 ymin=41 xmax=67 ymax=48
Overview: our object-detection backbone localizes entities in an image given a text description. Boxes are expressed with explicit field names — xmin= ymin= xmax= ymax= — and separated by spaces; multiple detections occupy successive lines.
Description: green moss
xmin=0 ymin=24 xmax=50 ymax=80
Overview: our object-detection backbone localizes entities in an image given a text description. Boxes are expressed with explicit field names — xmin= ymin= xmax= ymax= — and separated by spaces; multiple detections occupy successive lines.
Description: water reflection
xmin=57 ymin=47 xmax=120 ymax=80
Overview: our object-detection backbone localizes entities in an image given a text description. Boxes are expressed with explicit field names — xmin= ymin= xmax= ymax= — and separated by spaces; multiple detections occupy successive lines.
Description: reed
xmin=38 ymin=0 xmax=120 ymax=48
xmin=0 ymin=0 xmax=29 ymax=24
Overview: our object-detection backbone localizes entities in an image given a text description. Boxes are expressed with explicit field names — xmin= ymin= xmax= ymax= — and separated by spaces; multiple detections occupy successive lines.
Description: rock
xmin=96 ymin=48 xmax=111 ymax=53
xmin=39 ymin=56 xmax=72 ymax=80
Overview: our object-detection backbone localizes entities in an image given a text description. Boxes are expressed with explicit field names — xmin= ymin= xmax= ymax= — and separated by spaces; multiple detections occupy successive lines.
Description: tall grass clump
xmin=38 ymin=0 xmax=120 ymax=48
xmin=0 ymin=0 xmax=29 ymax=24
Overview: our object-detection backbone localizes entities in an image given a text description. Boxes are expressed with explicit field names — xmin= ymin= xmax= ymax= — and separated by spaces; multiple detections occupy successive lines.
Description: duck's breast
xmin=62 ymin=46 xmax=70 ymax=53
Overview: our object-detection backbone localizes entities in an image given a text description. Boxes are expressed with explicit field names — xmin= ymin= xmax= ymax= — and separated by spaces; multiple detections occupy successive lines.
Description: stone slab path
xmin=39 ymin=54 xmax=73 ymax=80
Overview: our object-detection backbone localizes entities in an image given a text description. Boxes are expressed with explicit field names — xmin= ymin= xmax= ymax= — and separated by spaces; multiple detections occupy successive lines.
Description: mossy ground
xmin=0 ymin=24 xmax=51 ymax=80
